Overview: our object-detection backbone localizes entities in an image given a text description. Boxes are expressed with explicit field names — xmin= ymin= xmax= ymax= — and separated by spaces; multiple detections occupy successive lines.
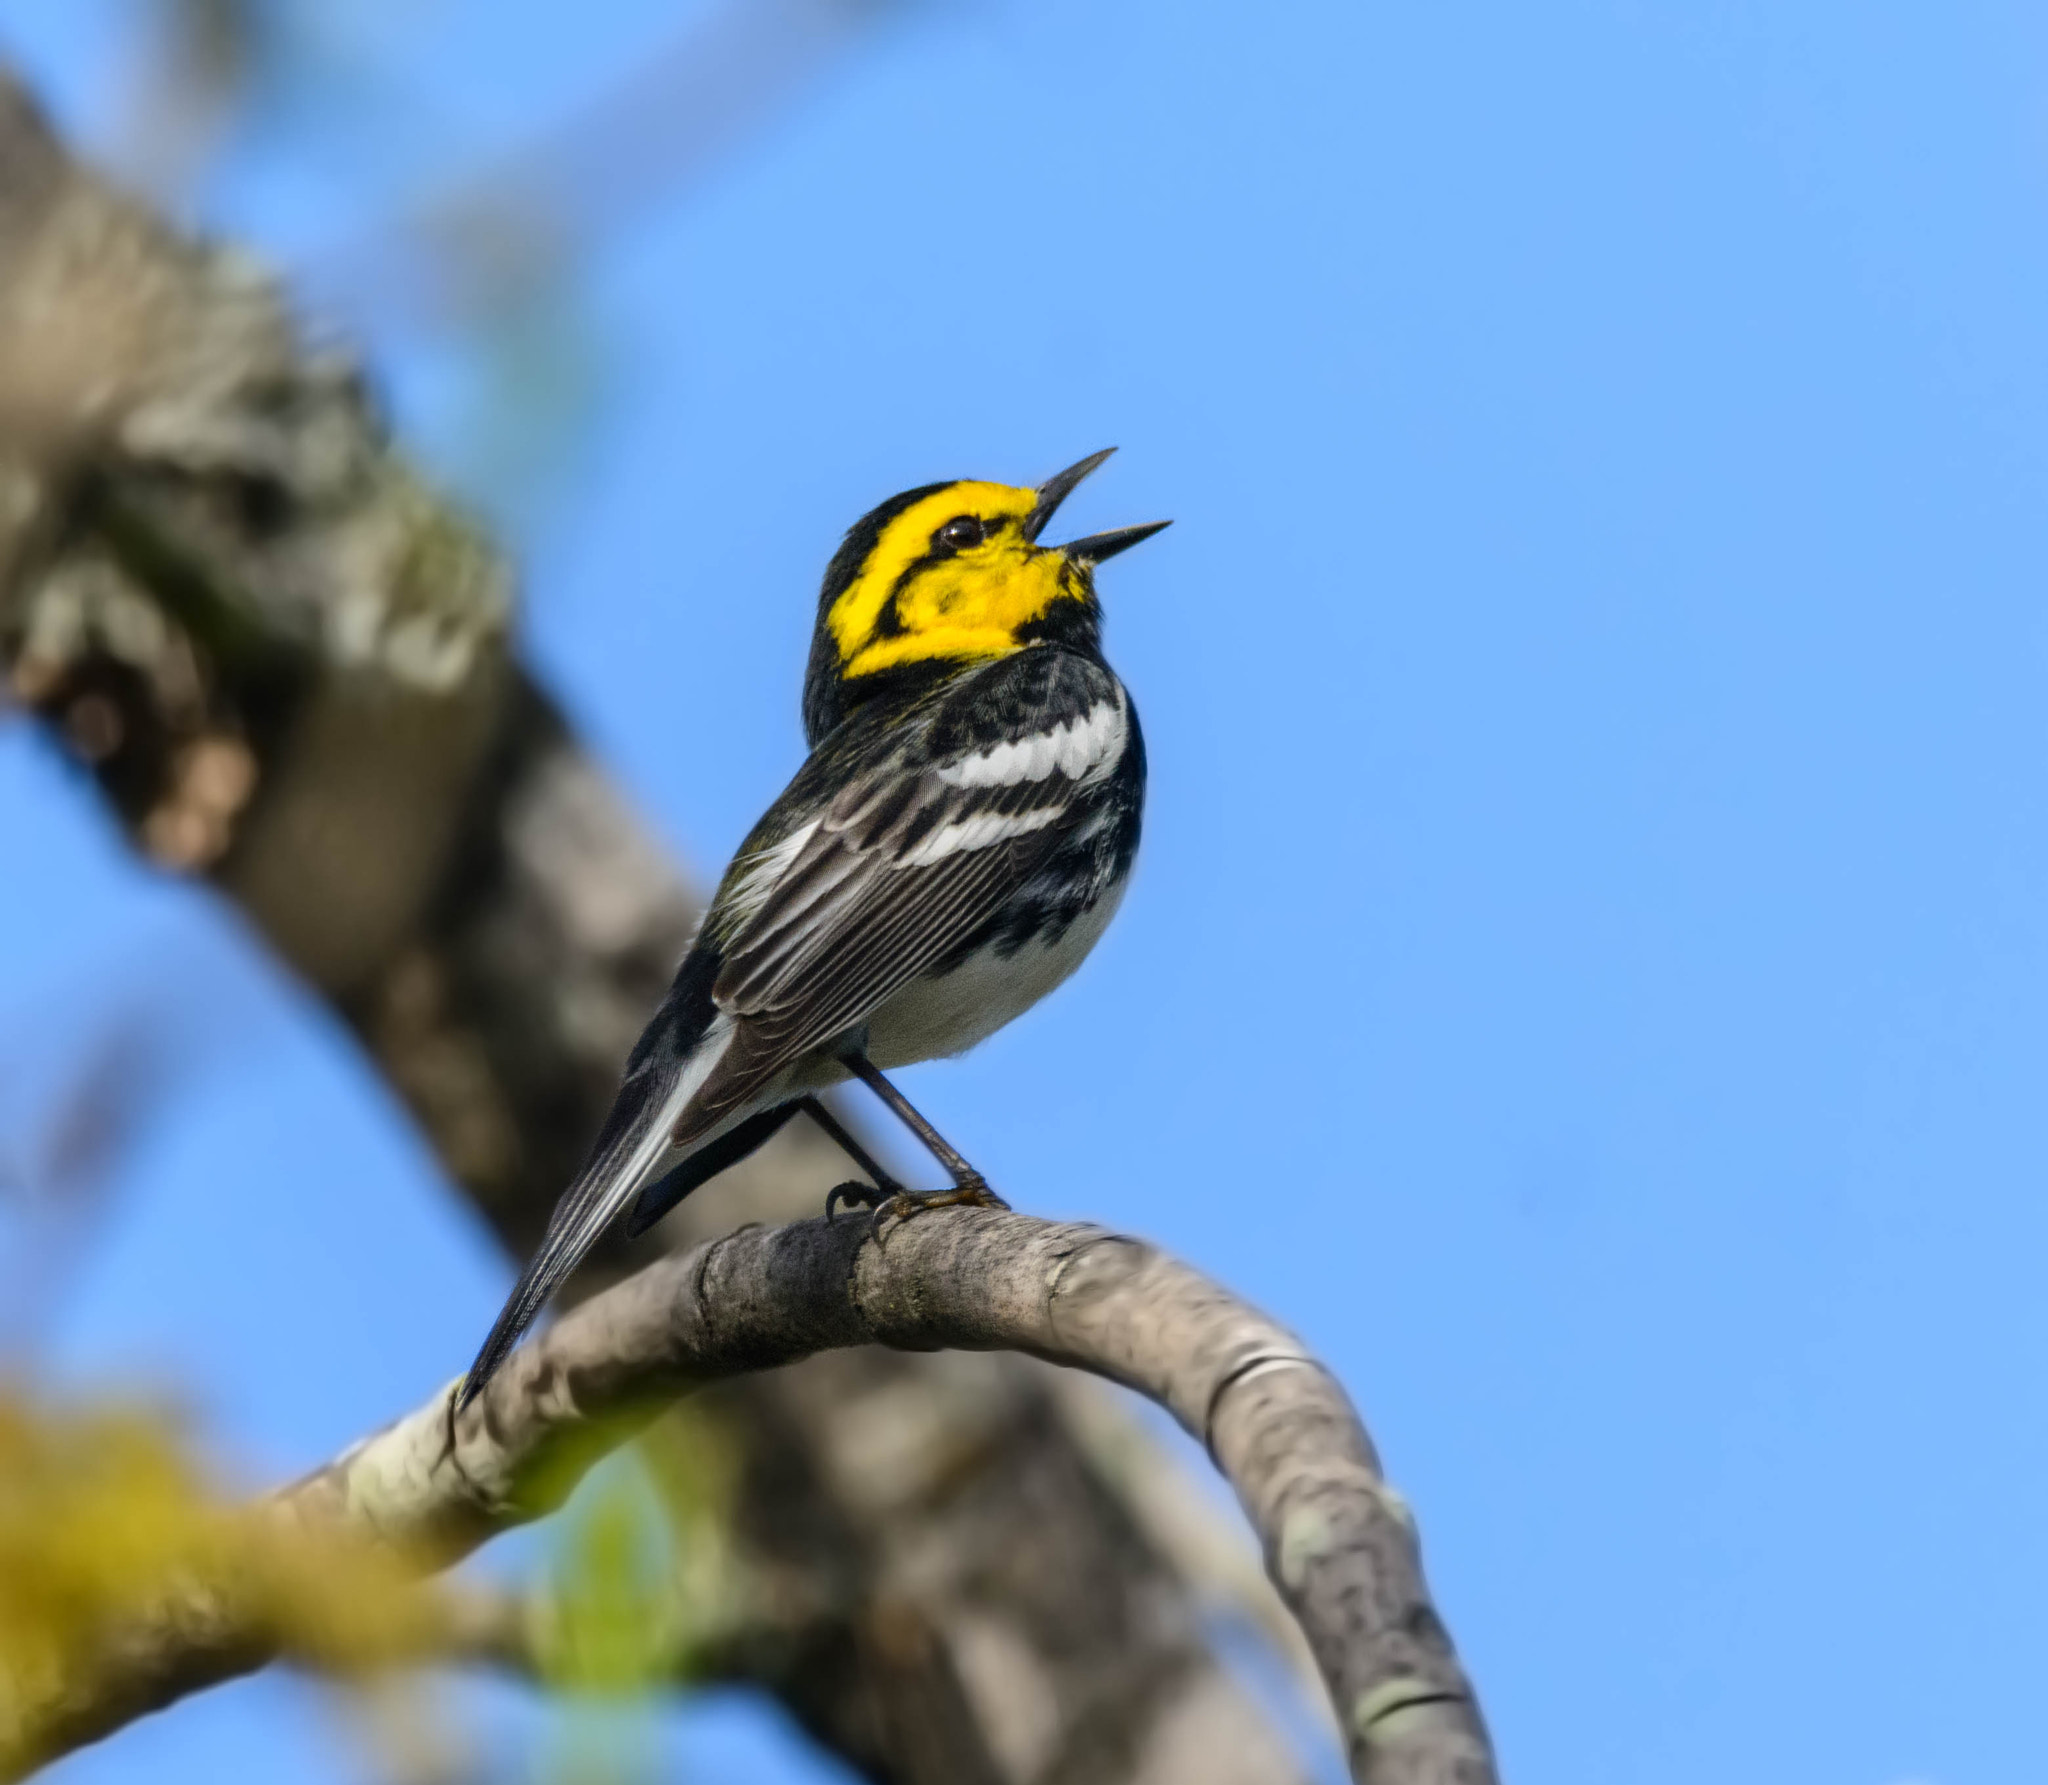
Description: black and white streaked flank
xmin=458 ymin=453 xmax=1166 ymax=1406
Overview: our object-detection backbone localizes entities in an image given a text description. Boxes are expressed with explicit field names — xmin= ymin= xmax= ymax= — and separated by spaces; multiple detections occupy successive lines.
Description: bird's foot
xmin=825 ymin=1178 xmax=895 ymax=1221
xmin=867 ymin=1175 xmax=1010 ymax=1242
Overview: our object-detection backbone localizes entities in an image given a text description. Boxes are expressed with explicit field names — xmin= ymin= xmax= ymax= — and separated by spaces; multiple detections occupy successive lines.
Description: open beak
xmin=1023 ymin=447 xmax=1172 ymax=564
xmin=1023 ymin=447 xmax=1116 ymax=541
xmin=1059 ymin=519 xmax=1172 ymax=566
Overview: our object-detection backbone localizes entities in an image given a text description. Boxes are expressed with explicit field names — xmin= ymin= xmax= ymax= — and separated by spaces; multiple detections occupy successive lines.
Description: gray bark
xmin=2 ymin=1211 xmax=1497 ymax=1785
xmin=0 ymin=65 xmax=1489 ymax=1785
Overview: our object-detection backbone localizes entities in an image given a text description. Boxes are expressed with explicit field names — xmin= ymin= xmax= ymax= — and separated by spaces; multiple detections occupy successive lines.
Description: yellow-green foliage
xmin=0 ymin=1387 xmax=429 ymax=1735
xmin=0 ymin=1392 xmax=744 ymax=1780
xmin=538 ymin=1454 xmax=678 ymax=1700
xmin=525 ymin=1451 xmax=683 ymax=1785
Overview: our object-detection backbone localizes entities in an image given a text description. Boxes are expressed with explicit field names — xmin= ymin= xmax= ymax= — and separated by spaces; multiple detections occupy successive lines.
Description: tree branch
xmin=5 ymin=1210 xmax=1497 ymax=1785
xmin=0 ymin=62 xmax=1442 ymax=1785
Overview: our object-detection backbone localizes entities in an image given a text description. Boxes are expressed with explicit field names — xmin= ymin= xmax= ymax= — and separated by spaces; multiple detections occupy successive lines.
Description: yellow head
xmin=802 ymin=449 xmax=1168 ymax=743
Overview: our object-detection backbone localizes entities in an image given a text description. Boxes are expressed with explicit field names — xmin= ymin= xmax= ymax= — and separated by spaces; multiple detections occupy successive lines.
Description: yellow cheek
xmin=826 ymin=482 xmax=1036 ymax=658
xmin=843 ymin=551 xmax=1071 ymax=679
xmin=901 ymin=553 xmax=1053 ymax=634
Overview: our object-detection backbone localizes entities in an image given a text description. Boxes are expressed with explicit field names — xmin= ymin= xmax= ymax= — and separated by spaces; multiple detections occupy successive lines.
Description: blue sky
xmin=5 ymin=1 xmax=2048 ymax=1780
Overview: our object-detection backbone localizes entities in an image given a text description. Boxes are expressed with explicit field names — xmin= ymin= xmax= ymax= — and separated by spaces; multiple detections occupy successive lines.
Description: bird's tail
xmin=454 ymin=1094 xmax=675 ymax=1411
xmin=455 ymin=1015 xmax=737 ymax=1410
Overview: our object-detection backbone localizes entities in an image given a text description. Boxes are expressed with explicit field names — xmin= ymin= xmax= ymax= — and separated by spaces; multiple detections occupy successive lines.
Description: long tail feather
xmin=622 ymin=1100 xmax=800 ymax=1239
xmin=456 ymin=1016 xmax=735 ymax=1409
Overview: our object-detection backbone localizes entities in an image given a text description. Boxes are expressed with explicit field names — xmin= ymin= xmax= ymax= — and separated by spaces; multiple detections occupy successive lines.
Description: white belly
xmin=863 ymin=878 xmax=1129 ymax=1069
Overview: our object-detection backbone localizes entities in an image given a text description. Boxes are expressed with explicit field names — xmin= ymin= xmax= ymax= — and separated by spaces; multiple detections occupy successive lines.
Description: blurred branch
xmin=0 ymin=57 xmax=1373 ymax=1785
xmin=108 ymin=0 xmax=262 ymax=202
xmin=313 ymin=0 xmax=903 ymax=338
xmin=2 ymin=1211 xmax=1497 ymax=1785
xmin=0 ymin=1018 xmax=167 ymax=1357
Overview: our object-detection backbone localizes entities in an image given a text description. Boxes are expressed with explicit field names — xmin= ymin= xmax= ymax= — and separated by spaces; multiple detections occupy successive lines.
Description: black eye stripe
xmin=878 ymin=511 xmax=1024 ymax=612
xmin=816 ymin=480 xmax=952 ymax=615
xmin=886 ymin=552 xmax=946 ymax=607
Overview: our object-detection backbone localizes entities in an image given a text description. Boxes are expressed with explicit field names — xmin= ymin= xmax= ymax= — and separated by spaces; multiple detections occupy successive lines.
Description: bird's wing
xmin=457 ymin=655 xmax=1128 ymax=1407
xmin=700 ymin=663 xmax=1132 ymax=1117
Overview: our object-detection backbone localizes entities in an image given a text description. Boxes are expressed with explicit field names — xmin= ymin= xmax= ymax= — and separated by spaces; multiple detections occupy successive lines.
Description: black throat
xmin=802 ymin=604 xmax=1106 ymax=748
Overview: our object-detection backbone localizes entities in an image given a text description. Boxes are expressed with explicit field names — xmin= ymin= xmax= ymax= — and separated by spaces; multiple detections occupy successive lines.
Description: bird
xmin=456 ymin=449 xmax=1167 ymax=1408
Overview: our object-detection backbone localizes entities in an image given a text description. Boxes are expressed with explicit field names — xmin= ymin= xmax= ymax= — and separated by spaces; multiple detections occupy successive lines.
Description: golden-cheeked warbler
xmin=459 ymin=449 xmax=1167 ymax=1404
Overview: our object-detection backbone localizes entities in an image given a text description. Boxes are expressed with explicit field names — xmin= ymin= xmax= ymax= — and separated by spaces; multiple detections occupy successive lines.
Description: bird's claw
xmin=826 ymin=1179 xmax=888 ymax=1221
xmin=867 ymin=1176 xmax=1011 ymax=1243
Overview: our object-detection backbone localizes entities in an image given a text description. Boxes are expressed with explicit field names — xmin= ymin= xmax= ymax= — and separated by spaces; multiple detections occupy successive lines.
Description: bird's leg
xmin=793 ymin=1094 xmax=909 ymax=1220
xmin=637 ymin=1095 xmax=903 ymax=1227
xmin=838 ymin=1050 xmax=1010 ymax=1236
xmin=839 ymin=1051 xmax=994 ymax=1189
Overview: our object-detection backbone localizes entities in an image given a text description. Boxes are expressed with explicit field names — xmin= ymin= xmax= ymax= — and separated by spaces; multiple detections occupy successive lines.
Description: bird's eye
xmin=937 ymin=516 xmax=985 ymax=551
